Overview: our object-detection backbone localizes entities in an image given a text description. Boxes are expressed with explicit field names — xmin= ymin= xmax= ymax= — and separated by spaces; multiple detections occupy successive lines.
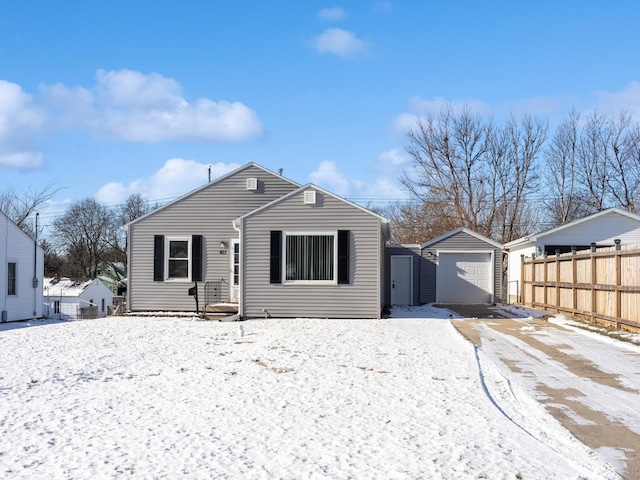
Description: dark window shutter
xmin=153 ymin=235 xmax=164 ymax=281
xmin=270 ymin=231 xmax=282 ymax=284
xmin=338 ymin=230 xmax=350 ymax=284
xmin=192 ymin=235 xmax=203 ymax=282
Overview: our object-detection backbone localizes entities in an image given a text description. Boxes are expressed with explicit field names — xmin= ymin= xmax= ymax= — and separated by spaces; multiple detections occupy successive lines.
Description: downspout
xmin=232 ymin=219 xmax=242 ymax=318
xmin=33 ymin=212 xmax=39 ymax=317
xmin=2 ymin=214 xmax=8 ymax=320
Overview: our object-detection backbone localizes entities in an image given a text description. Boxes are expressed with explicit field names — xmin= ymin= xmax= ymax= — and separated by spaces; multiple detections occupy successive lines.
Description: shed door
xmin=437 ymin=253 xmax=492 ymax=303
xmin=390 ymin=256 xmax=412 ymax=305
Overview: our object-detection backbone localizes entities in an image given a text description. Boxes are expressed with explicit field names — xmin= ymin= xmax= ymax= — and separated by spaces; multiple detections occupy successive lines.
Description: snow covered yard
xmin=0 ymin=309 xmax=618 ymax=479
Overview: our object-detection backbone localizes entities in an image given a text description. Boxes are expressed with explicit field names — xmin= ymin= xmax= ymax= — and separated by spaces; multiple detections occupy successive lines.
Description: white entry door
xmin=229 ymin=239 xmax=240 ymax=303
xmin=390 ymin=255 xmax=412 ymax=305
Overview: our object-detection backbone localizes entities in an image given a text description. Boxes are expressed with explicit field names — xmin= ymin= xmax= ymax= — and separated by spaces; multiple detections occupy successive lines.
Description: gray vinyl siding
xmin=240 ymin=189 xmax=384 ymax=319
xmin=128 ymin=165 xmax=298 ymax=311
xmin=421 ymin=231 xmax=503 ymax=303
xmin=383 ymin=245 xmax=421 ymax=306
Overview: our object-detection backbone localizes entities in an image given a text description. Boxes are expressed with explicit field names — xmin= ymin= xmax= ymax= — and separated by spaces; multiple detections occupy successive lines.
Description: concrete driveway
xmin=449 ymin=310 xmax=640 ymax=479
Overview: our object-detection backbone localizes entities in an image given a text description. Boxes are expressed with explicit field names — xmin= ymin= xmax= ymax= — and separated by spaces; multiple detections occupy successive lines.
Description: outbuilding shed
xmin=420 ymin=228 xmax=503 ymax=304
xmin=43 ymin=278 xmax=114 ymax=320
xmin=384 ymin=228 xmax=504 ymax=306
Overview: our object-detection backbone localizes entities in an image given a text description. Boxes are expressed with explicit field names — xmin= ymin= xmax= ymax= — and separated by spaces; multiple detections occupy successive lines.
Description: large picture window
xmin=167 ymin=237 xmax=190 ymax=280
xmin=285 ymin=233 xmax=335 ymax=283
xmin=270 ymin=230 xmax=349 ymax=285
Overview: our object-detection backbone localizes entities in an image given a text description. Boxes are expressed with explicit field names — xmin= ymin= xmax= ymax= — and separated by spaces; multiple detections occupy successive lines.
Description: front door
xmin=230 ymin=240 xmax=240 ymax=303
xmin=390 ymin=255 xmax=412 ymax=305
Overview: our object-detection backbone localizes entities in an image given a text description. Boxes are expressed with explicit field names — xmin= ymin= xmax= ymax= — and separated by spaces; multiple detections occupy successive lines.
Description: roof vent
xmin=246 ymin=178 xmax=258 ymax=190
xmin=303 ymin=190 xmax=317 ymax=205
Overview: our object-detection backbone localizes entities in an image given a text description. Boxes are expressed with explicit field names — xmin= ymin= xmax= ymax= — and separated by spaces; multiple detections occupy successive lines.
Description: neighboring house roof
xmin=43 ymin=278 xmax=109 ymax=297
xmin=504 ymin=208 xmax=640 ymax=249
xmin=126 ymin=163 xmax=301 ymax=227
xmin=233 ymin=183 xmax=391 ymax=239
xmin=420 ymin=227 xmax=503 ymax=250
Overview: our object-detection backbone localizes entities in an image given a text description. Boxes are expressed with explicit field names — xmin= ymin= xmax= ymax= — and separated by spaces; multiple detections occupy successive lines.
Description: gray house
xmin=127 ymin=163 xmax=299 ymax=313
xmin=385 ymin=228 xmax=504 ymax=306
xmin=235 ymin=184 xmax=390 ymax=319
xmin=127 ymin=164 xmax=390 ymax=319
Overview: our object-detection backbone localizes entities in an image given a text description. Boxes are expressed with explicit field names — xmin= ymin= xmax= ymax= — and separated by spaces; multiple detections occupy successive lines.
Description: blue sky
xmin=2 ymin=1 xmax=640 ymax=229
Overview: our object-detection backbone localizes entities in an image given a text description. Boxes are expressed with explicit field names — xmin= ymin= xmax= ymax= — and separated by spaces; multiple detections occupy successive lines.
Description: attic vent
xmin=303 ymin=190 xmax=317 ymax=205
xmin=246 ymin=178 xmax=258 ymax=190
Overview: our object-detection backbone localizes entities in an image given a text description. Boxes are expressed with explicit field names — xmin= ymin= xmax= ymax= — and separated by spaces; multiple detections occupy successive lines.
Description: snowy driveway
xmin=452 ymin=314 xmax=640 ymax=479
xmin=0 ymin=311 xmax=620 ymax=479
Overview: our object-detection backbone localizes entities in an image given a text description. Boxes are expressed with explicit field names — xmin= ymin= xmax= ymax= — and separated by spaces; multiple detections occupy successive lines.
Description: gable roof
xmin=43 ymin=278 xmax=110 ymax=297
xmin=234 ymin=183 xmax=390 ymax=239
xmin=1 ymin=210 xmax=41 ymax=245
xmin=126 ymin=162 xmax=300 ymax=227
xmin=420 ymin=227 xmax=503 ymax=250
xmin=504 ymin=208 xmax=640 ymax=248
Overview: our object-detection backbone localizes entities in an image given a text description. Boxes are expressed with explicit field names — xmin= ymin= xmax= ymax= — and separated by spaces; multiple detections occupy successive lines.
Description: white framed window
xmin=166 ymin=236 xmax=191 ymax=281
xmin=284 ymin=232 xmax=336 ymax=284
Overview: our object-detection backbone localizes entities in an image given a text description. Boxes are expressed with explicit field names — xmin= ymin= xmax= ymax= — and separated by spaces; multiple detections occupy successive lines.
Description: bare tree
xmin=402 ymin=106 xmax=494 ymax=238
xmin=605 ymin=111 xmax=640 ymax=213
xmin=107 ymin=194 xmax=156 ymax=269
xmin=401 ymin=106 xmax=546 ymax=243
xmin=543 ymin=109 xmax=591 ymax=225
xmin=0 ymin=181 xmax=59 ymax=237
xmin=51 ymin=198 xmax=113 ymax=279
xmin=576 ymin=111 xmax=611 ymax=212
xmin=498 ymin=114 xmax=547 ymax=242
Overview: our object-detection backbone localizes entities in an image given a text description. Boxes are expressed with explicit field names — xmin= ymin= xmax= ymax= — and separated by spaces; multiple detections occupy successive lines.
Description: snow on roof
xmin=43 ymin=278 xmax=93 ymax=297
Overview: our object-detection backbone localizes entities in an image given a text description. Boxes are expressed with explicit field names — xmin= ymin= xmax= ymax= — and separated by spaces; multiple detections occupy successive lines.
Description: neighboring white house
xmin=43 ymin=278 xmax=114 ymax=320
xmin=504 ymin=208 xmax=640 ymax=303
xmin=1 ymin=211 xmax=44 ymax=322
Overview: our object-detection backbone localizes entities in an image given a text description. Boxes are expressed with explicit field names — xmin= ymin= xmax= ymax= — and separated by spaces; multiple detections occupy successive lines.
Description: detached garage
xmin=420 ymin=228 xmax=503 ymax=304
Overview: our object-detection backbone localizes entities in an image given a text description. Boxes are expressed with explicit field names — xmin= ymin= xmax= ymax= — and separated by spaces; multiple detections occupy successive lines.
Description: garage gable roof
xmin=420 ymin=227 xmax=503 ymax=250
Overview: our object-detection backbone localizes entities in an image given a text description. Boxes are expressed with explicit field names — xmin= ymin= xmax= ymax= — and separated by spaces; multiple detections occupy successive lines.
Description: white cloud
xmin=594 ymin=81 xmax=640 ymax=118
xmin=318 ymin=7 xmax=346 ymax=20
xmin=363 ymin=175 xmax=408 ymax=201
xmin=1 ymin=70 xmax=265 ymax=170
xmin=0 ymin=80 xmax=47 ymax=169
xmin=377 ymin=148 xmax=408 ymax=169
xmin=309 ymin=161 xmax=351 ymax=196
xmin=41 ymin=69 xmax=264 ymax=142
xmin=312 ymin=28 xmax=368 ymax=59
xmin=391 ymin=96 xmax=494 ymax=134
xmin=95 ymin=159 xmax=240 ymax=205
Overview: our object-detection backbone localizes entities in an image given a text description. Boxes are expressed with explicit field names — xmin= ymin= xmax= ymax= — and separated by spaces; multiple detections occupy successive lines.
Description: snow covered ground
xmin=0 ymin=306 xmax=620 ymax=479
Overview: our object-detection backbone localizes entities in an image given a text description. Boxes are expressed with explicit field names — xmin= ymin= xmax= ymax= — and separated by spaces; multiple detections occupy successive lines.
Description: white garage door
xmin=437 ymin=253 xmax=492 ymax=303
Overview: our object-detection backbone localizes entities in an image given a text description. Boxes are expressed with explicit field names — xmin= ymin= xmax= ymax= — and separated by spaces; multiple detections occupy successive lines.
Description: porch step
xmin=203 ymin=303 xmax=239 ymax=314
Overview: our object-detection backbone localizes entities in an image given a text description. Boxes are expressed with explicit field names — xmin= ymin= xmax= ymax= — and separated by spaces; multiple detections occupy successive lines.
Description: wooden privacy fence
xmin=521 ymin=242 xmax=640 ymax=331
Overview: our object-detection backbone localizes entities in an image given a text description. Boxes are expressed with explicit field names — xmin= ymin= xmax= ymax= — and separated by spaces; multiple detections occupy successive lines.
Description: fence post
xmin=556 ymin=249 xmax=561 ymax=311
xmin=572 ymin=247 xmax=577 ymax=313
xmin=531 ymin=254 xmax=536 ymax=306
xmin=615 ymin=239 xmax=622 ymax=320
xmin=520 ymin=254 xmax=525 ymax=305
xmin=591 ymin=244 xmax=597 ymax=322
